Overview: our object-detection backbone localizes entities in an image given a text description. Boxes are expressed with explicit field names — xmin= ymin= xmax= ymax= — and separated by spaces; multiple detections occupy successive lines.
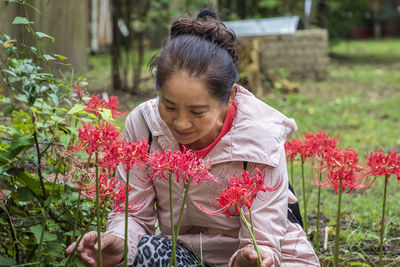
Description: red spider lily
xmin=84 ymin=95 xmax=125 ymax=118
xmin=366 ymin=148 xmax=400 ymax=179
xmin=120 ymin=139 xmax=149 ymax=172
xmin=79 ymin=172 xmax=119 ymax=204
xmin=75 ymin=120 xmax=122 ymax=155
xmin=284 ymin=138 xmax=303 ymax=161
xmin=304 ymin=130 xmax=338 ymax=158
xmin=78 ymin=172 xmax=142 ymax=212
xmin=111 ymin=183 xmax=144 ymax=213
xmin=74 ymin=81 xmax=85 ymax=98
xmin=200 ymin=168 xmax=282 ymax=217
xmin=147 ymin=149 xmax=217 ymax=184
xmin=314 ymin=148 xmax=373 ymax=193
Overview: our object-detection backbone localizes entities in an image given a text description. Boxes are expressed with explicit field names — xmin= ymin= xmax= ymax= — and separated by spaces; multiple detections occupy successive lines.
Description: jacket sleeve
xmin=105 ymin=107 xmax=157 ymax=266
xmin=229 ymin=147 xmax=289 ymax=266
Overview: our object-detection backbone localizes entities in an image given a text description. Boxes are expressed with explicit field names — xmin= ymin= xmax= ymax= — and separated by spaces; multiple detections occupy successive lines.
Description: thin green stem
xmin=168 ymin=171 xmax=176 ymax=267
xmin=290 ymin=160 xmax=294 ymax=186
xmin=315 ymin=172 xmax=322 ymax=253
xmin=95 ymin=153 xmax=102 ymax=267
xmin=35 ymin=164 xmax=61 ymax=262
xmin=301 ymin=162 xmax=308 ymax=239
xmin=174 ymin=180 xmax=192 ymax=241
xmin=249 ymin=207 xmax=255 ymax=237
xmin=123 ymin=171 xmax=130 ymax=267
xmin=379 ymin=175 xmax=389 ymax=267
xmin=238 ymin=206 xmax=261 ymax=266
xmin=334 ymin=178 xmax=343 ymax=267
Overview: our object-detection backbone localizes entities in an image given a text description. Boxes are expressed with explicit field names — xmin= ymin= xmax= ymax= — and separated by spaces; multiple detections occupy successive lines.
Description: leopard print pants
xmin=133 ymin=235 xmax=210 ymax=267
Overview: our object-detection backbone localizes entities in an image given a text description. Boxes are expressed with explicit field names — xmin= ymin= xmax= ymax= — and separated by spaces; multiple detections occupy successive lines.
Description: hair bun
xmin=196 ymin=8 xmax=217 ymax=20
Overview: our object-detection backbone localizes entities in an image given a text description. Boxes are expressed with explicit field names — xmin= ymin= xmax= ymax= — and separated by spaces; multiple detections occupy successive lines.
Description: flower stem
xmin=95 ymin=153 xmax=102 ymax=267
xmin=238 ymin=206 xmax=261 ymax=266
xmin=123 ymin=171 xmax=130 ymax=267
xmin=290 ymin=160 xmax=294 ymax=186
xmin=168 ymin=172 xmax=176 ymax=267
xmin=315 ymin=172 xmax=322 ymax=253
xmin=174 ymin=180 xmax=192 ymax=241
xmin=379 ymin=175 xmax=389 ymax=267
xmin=334 ymin=178 xmax=343 ymax=267
xmin=301 ymin=162 xmax=308 ymax=239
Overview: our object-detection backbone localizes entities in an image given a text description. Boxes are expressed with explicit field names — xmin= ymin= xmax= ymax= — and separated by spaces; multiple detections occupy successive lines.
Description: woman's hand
xmin=233 ymin=246 xmax=274 ymax=267
xmin=66 ymin=231 xmax=124 ymax=267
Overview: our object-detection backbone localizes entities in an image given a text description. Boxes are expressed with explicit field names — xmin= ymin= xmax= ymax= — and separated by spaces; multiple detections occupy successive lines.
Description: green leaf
xmin=0 ymin=255 xmax=16 ymax=266
xmin=0 ymin=136 xmax=34 ymax=166
xmin=68 ymin=104 xmax=86 ymax=115
xmin=16 ymin=186 xmax=35 ymax=202
xmin=51 ymin=115 xmax=65 ymax=123
xmin=12 ymin=16 xmax=34 ymax=25
xmin=99 ymin=108 xmax=113 ymax=121
xmin=54 ymin=54 xmax=68 ymax=60
xmin=43 ymin=54 xmax=55 ymax=61
xmin=60 ymin=134 xmax=72 ymax=148
xmin=30 ymin=224 xmax=58 ymax=244
xmin=15 ymin=171 xmax=42 ymax=197
xmin=35 ymin=32 xmax=55 ymax=42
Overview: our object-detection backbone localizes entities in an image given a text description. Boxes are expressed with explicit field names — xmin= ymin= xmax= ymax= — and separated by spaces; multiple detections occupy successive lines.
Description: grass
xmin=84 ymin=38 xmax=400 ymax=265
xmin=265 ymin=38 xmax=400 ymax=264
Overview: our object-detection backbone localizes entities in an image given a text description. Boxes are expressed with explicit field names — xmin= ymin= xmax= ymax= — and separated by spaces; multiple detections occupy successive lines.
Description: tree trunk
xmin=111 ymin=0 xmax=121 ymax=91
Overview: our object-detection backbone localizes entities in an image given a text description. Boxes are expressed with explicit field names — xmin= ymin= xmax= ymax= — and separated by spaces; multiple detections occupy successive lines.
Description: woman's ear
xmin=227 ymin=84 xmax=237 ymax=107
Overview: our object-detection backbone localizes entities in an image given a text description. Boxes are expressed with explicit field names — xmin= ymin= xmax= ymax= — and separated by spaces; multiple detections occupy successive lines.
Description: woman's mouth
xmin=175 ymin=129 xmax=194 ymax=137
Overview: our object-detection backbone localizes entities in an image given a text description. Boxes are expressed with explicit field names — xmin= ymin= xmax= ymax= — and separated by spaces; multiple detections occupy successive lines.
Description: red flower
xmin=147 ymin=149 xmax=217 ymax=184
xmin=84 ymin=95 xmax=125 ymax=118
xmin=111 ymin=183 xmax=144 ymax=212
xmin=284 ymin=138 xmax=303 ymax=161
xmin=74 ymin=81 xmax=86 ymax=98
xmin=366 ymin=148 xmax=400 ymax=179
xmin=285 ymin=130 xmax=338 ymax=164
xmin=304 ymin=130 xmax=338 ymax=158
xmin=80 ymin=172 xmax=119 ymax=204
xmin=200 ymin=168 xmax=281 ymax=217
xmin=120 ymin=139 xmax=149 ymax=172
xmin=315 ymin=148 xmax=373 ymax=193
xmin=75 ymin=120 xmax=122 ymax=155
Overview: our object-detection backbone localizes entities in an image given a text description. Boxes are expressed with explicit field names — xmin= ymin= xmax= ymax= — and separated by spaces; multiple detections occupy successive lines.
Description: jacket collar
xmin=140 ymin=86 xmax=297 ymax=167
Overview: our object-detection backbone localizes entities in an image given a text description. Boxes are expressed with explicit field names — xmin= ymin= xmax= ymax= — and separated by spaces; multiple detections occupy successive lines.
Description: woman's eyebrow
xmin=188 ymin=104 xmax=209 ymax=109
xmin=162 ymin=96 xmax=176 ymax=105
xmin=162 ymin=96 xmax=209 ymax=109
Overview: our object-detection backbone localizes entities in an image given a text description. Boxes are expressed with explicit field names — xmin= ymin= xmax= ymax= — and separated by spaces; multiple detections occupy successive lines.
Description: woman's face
xmin=158 ymin=71 xmax=233 ymax=150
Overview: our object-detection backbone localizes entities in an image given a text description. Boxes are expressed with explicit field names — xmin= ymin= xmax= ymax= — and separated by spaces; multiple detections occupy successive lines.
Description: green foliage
xmin=0 ymin=2 xmax=118 ymax=265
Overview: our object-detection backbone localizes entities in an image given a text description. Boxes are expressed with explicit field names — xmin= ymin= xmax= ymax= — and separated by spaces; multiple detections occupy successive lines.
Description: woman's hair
xmin=150 ymin=8 xmax=238 ymax=103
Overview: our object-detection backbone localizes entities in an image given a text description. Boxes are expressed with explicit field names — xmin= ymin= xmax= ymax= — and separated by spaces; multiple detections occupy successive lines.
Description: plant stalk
xmin=334 ymin=178 xmax=343 ymax=267
xmin=238 ymin=206 xmax=261 ymax=266
xmin=301 ymin=162 xmax=308 ymax=239
xmin=315 ymin=172 xmax=322 ymax=253
xmin=168 ymin=171 xmax=176 ymax=267
xmin=123 ymin=171 xmax=130 ymax=267
xmin=95 ymin=153 xmax=102 ymax=267
xmin=378 ymin=175 xmax=389 ymax=267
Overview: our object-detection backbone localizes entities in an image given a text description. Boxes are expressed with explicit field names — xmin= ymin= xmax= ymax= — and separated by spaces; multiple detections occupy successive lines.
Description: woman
xmin=66 ymin=9 xmax=320 ymax=267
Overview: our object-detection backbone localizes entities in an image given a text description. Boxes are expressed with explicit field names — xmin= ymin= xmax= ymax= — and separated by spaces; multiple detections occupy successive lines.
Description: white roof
xmin=224 ymin=16 xmax=300 ymax=37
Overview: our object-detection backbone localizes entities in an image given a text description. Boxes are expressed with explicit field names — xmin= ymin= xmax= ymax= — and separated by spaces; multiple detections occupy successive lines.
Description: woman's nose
xmin=174 ymin=112 xmax=192 ymax=130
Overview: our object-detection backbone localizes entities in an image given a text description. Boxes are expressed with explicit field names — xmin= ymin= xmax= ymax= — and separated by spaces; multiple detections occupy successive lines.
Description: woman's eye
xmin=191 ymin=111 xmax=205 ymax=115
xmin=165 ymin=106 xmax=176 ymax=111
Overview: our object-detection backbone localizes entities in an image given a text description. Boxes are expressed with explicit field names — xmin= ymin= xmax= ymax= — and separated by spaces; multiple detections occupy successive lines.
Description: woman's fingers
xmin=95 ymin=233 xmax=124 ymax=253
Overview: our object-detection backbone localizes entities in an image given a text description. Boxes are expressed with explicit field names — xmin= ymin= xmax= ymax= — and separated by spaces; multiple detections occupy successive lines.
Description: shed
xmin=225 ymin=17 xmax=329 ymax=96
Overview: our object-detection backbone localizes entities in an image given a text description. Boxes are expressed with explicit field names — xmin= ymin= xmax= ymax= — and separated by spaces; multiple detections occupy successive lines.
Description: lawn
xmin=84 ymin=38 xmax=400 ymax=265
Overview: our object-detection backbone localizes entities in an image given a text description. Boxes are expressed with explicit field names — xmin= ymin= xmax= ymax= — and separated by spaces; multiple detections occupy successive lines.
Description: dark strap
xmin=148 ymin=131 xmax=152 ymax=153
xmin=242 ymin=161 xmax=303 ymax=228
